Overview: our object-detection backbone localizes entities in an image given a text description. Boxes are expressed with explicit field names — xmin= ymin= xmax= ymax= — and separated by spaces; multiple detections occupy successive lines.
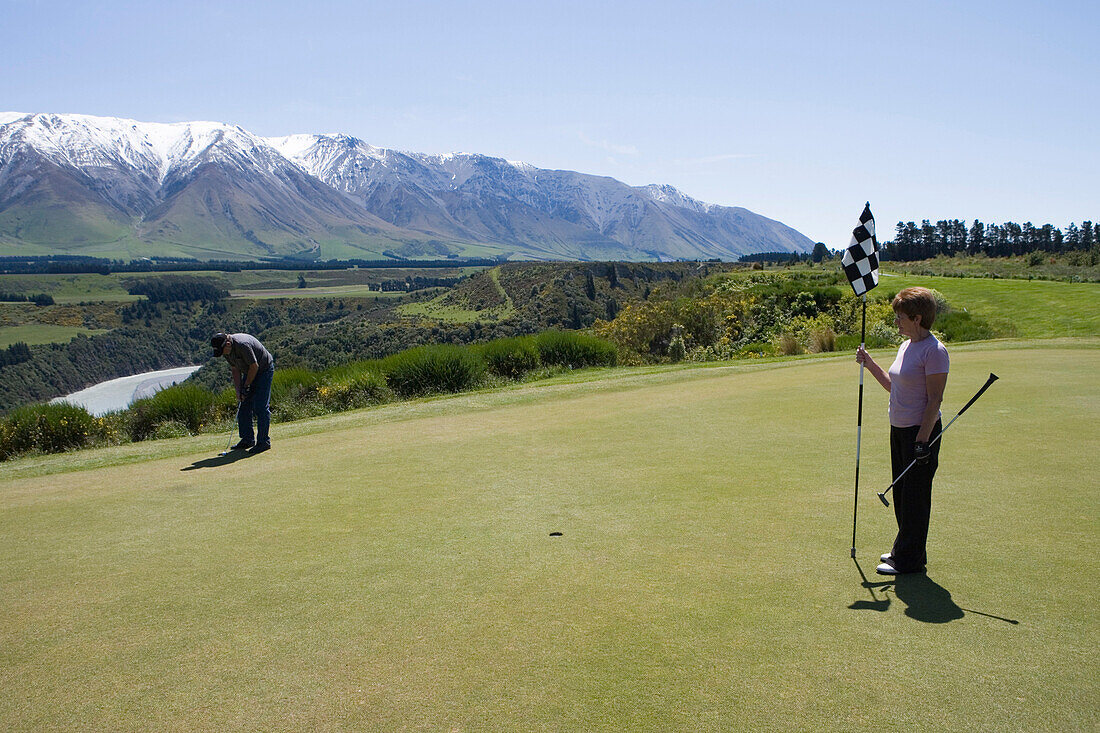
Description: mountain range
xmin=0 ymin=112 xmax=814 ymax=262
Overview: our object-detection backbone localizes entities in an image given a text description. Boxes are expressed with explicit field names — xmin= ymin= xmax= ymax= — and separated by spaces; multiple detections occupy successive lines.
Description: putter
xmin=878 ymin=372 xmax=998 ymax=506
xmin=218 ymin=401 xmax=242 ymax=456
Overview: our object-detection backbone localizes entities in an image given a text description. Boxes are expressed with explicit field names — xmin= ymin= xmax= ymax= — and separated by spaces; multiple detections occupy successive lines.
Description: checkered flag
xmin=841 ymin=203 xmax=879 ymax=296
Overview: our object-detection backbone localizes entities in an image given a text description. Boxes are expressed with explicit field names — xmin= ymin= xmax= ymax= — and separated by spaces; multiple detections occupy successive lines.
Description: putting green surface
xmin=1 ymin=341 xmax=1097 ymax=730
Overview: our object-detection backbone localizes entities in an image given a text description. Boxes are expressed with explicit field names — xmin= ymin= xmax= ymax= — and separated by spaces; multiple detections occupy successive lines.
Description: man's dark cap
xmin=211 ymin=333 xmax=228 ymax=357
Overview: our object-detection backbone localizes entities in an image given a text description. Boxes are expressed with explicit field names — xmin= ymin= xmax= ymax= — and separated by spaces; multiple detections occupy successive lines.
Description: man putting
xmin=211 ymin=332 xmax=274 ymax=455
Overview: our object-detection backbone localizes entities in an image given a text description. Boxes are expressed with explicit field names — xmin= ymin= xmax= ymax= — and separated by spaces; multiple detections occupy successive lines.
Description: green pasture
xmin=229 ymin=286 xmax=409 ymax=300
xmin=881 ymin=253 xmax=1100 ymax=283
xmin=400 ymin=266 xmax=517 ymax=322
xmin=0 ymin=267 xmax=481 ymax=304
xmin=1 ymin=341 xmax=1097 ymax=730
xmin=0 ymin=324 xmax=110 ymax=348
xmin=0 ymin=273 xmax=140 ymax=303
xmin=882 ymin=273 xmax=1100 ymax=338
xmin=216 ymin=266 xmax=480 ymax=292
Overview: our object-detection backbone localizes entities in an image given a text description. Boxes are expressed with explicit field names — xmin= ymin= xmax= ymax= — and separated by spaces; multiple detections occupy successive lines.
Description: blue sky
xmin=3 ymin=0 xmax=1096 ymax=246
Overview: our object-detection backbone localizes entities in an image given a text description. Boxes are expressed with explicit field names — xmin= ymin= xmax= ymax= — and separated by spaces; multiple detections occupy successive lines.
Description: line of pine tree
xmin=0 ymin=291 xmax=54 ymax=305
xmin=881 ymin=220 xmax=1097 ymax=261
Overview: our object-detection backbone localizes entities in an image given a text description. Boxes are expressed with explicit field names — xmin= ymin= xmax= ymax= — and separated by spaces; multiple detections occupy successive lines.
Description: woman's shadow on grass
xmin=849 ymin=559 xmax=1016 ymax=624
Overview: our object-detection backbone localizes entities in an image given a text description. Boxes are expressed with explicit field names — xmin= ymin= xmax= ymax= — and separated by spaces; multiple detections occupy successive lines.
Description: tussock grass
xmin=535 ymin=329 xmax=618 ymax=368
xmin=382 ymin=344 xmax=488 ymax=397
xmin=479 ymin=335 xmax=541 ymax=378
xmin=128 ymin=382 xmax=215 ymax=440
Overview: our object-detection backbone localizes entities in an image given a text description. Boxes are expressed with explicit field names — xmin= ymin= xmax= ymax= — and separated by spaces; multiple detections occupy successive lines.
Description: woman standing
xmin=856 ymin=287 xmax=949 ymax=575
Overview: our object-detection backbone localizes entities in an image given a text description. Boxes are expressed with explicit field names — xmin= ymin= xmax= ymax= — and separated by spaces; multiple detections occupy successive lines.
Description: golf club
xmin=878 ymin=372 xmax=999 ymax=506
xmin=218 ymin=401 xmax=242 ymax=457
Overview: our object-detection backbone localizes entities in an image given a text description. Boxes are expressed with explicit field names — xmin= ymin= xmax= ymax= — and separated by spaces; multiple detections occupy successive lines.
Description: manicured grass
xmin=881 ymin=273 xmax=1100 ymax=338
xmin=0 ymin=324 xmax=109 ymax=347
xmin=1 ymin=342 xmax=1097 ymax=729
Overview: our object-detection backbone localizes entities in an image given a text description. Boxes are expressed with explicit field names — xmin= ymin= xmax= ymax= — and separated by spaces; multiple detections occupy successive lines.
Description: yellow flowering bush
xmin=0 ymin=402 xmax=96 ymax=460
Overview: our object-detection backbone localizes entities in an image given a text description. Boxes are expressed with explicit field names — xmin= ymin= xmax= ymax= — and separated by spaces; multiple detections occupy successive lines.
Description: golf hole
xmin=549 ymin=531 xmax=563 ymax=537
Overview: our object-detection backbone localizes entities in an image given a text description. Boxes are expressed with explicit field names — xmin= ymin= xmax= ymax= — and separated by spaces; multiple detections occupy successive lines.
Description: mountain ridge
xmin=0 ymin=112 xmax=814 ymax=261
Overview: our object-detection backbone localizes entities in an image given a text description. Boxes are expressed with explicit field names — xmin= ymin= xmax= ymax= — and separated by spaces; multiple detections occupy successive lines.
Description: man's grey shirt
xmin=223 ymin=333 xmax=273 ymax=374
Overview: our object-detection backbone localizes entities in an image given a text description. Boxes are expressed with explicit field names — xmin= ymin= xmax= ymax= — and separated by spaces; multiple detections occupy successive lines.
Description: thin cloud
xmin=675 ymin=153 xmax=761 ymax=165
xmin=578 ymin=132 xmax=639 ymax=156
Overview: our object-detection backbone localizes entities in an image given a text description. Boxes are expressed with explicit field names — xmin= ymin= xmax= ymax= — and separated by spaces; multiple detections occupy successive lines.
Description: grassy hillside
xmin=0 ymin=324 xmax=109 ymax=348
xmin=0 ymin=267 xmax=483 ymax=302
xmin=882 ymin=273 xmax=1100 ymax=338
xmin=2 ymin=342 xmax=1097 ymax=730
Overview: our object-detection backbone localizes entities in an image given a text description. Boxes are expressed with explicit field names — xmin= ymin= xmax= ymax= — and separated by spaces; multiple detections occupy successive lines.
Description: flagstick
xmin=851 ymin=294 xmax=867 ymax=558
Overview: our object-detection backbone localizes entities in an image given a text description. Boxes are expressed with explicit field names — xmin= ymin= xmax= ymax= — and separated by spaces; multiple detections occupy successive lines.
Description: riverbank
xmin=50 ymin=365 xmax=202 ymax=416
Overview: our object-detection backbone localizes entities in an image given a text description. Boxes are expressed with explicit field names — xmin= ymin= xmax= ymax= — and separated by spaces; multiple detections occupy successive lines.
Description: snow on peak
xmin=266 ymin=133 xmax=398 ymax=193
xmin=0 ymin=112 xmax=29 ymax=126
xmin=265 ymin=133 xmax=323 ymax=160
xmin=1 ymin=112 xmax=281 ymax=183
xmin=636 ymin=183 xmax=716 ymax=213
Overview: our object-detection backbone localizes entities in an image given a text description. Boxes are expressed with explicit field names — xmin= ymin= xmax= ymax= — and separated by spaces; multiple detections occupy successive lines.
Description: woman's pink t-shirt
xmin=888 ymin=335 xmax=949 ymax=428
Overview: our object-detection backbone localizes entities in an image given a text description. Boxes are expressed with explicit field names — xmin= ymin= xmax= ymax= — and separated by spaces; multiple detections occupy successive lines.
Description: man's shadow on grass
xmin=848 ymin=559 xmax=1019 ymax=625
xmin=181 ymin=450 xmax=251 ymax=471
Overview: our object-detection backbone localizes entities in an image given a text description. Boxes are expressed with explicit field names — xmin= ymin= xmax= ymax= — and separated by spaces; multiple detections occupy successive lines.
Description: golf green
xmin=1 ymin=341 xmax=1097 ymax=730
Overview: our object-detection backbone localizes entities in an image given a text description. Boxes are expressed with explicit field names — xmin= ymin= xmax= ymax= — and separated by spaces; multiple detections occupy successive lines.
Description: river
xmin=50 ymin=365 xmax=204 ymax=416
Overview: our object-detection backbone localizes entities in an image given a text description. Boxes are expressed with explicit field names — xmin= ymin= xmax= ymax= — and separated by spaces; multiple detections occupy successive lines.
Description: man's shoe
xmin=247 ymin=443 xmax=270 ymax=455
xmin=231 ymin=440 xmax=254 ymax=451
xmin=876 ymin=558 xmax=925 ymax=575
xmin=881 ymin=553 xmax=893 ymax=562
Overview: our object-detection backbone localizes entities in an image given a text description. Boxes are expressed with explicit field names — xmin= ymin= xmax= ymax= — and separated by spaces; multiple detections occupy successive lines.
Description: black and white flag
xmin=841 ymin=203 xmax=879 ymax=296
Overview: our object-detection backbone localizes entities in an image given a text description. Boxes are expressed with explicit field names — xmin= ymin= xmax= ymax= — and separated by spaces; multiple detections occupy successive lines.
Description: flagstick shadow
xmin=958 ymin=607 xmax=1020 ymax=625
xmin=848 ymin=558 xmax=891 ymax=612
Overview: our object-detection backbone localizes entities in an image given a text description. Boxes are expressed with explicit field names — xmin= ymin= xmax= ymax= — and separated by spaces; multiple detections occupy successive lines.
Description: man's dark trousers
xmin=889 ymin=419 xmax=941 ymax=572
xmin=238 ymin=365 xmax=274 ymax=448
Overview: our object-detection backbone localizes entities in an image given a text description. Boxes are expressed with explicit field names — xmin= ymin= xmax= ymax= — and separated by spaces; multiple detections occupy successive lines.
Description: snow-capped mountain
xmin=0 ymin=113 xmax=413 ymax=259
xmin=0 ymin=113 xmax=814 ymax=261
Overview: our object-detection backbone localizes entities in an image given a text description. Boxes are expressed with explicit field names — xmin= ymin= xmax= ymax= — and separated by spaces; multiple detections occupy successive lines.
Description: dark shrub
xmin=382 ymin=345 xmax=487 ymax=397
xmin=535 ymin=330 xmax=618 ymax=368
xmin=735 ymin=340 xmax=778 ymax=358
xmin=0 ymin=402 xmax=97 ymax=460
xmin=480 ymin=336 xmax=541 ymax=379
xmin=834 ymin=334 xmax=896 ymax=351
